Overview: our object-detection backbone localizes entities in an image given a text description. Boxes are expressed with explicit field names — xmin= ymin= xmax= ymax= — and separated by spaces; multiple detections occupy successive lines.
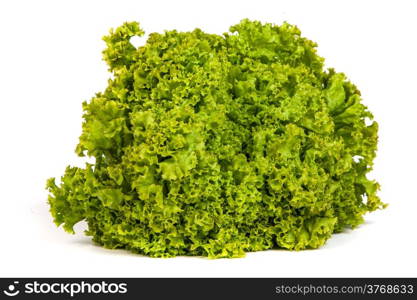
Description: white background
xmin=0 ymin=0 xmax=416 ymax=277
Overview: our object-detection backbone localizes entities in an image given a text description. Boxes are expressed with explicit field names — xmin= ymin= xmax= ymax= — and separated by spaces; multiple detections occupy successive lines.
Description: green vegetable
xmin=47 ymin=20 xmax=385 ymax=258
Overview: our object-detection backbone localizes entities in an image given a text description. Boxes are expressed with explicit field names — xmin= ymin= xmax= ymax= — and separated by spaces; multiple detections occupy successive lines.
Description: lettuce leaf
xmin=46 ymin=20 xmax=385 ymax=258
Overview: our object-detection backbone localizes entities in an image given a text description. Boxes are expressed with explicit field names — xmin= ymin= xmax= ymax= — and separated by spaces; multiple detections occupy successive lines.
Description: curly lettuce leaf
xmin=47 ymin=20 xmax=385 ymax=258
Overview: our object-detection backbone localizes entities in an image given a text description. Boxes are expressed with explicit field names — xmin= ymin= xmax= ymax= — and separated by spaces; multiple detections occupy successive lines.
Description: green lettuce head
xmin=47 ymin=20 xmax=385 ymax=258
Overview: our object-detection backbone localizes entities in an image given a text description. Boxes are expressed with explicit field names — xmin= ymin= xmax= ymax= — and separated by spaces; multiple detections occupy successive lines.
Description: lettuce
xmin=46 ymin=20 xmax=385 ymax=258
